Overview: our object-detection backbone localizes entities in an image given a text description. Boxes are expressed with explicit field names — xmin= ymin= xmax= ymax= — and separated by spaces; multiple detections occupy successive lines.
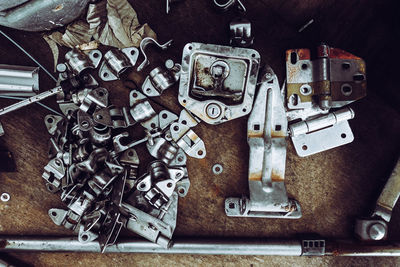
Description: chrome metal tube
xmin=0 ymin=64 xmax=39 ymax=97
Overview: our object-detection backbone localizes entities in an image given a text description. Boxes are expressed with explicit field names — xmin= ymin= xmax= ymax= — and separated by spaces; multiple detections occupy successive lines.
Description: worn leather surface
xmin=0 ymin=0 xmax=399 ymax=265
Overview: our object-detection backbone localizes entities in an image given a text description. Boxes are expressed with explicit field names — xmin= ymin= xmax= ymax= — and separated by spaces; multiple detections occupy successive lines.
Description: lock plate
xmin=178 ymin=43 xmax=260 ymax=125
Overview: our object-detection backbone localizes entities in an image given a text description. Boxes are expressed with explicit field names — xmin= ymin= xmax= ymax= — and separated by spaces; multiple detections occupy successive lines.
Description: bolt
xmin=56 ymin=63 xmax=67 ymax=73
xmin=368 ymin=223 xmax=386 ymax=240
xmin=206 ymin=103 xmax=222 ymax=119
xmin=165 ymin=59 xmax=174 ymax=69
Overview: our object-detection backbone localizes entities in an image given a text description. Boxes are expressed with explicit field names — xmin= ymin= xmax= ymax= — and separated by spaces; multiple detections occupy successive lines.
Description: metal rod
xmin=2 ymin=236 xmax=400 ymax=256
xmin=0 ymin=86 xmax=62 ymax=116
xmin=0 ymin=236 xmax=302 ymax=255
xmin=325 ymin=241 xmax=400 ymax=257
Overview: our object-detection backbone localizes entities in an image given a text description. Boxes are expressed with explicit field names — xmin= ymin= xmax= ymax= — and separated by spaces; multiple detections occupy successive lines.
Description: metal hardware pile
xmin=42 ymin=83 xmax=193 ymax=252
xmin=0 ymin=0 xmax=377 ymax=254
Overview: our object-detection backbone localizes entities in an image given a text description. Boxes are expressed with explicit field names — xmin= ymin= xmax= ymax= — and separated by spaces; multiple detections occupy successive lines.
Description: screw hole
xmin=173 ymin=125 xmax=179 ymax=131
xmin=47 ymin=117 xmax=54 ymax=124
xmin=92 ymin=52 xmax=99 ymax=59
xmin=302 ymin=145 xmax=308 ymax=150
xmin=197 ymin=150 xmax=204 ymax=156
xmin=341 ymin=133 xmax=346 ymax=138
xmin=353 ymin=74 xmax=365 ymax=81
xmin=301 ymin=64 xmax=308 ymax=70
xmin=290 ymin=52 xmax=297 ymax=64
xmin=342 ymin=62 xmax=350 ymax=70
xmin=81 ymin=234 xmax=88 ymax=241
xmin=162 ymin=113 xmax=168 ymax=119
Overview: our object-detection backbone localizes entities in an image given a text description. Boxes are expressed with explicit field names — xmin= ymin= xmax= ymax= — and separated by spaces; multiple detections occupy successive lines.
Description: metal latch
xmin=225 ymin=66 xmax=301 ymax=219
xmin=179 ymin=42 xmax=260 ymax=125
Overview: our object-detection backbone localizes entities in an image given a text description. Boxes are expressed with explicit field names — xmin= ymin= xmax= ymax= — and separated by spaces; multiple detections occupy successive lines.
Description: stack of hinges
xmin=285 ymin=44 xmax=367 ymax=157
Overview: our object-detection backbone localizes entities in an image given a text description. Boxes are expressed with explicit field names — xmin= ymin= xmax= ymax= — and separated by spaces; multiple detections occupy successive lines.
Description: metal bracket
xmin=137 ymin=38 xmax=173 ymax=72
xmin=229 ymin=18 xmax=254 ymax=47
xmin=169 ymin=110 xmax=206 ymax=159
xmin=225 ymin=66 xmax=301 ymax=219
xmin=99 ymin=47 xmax=139 ymax=81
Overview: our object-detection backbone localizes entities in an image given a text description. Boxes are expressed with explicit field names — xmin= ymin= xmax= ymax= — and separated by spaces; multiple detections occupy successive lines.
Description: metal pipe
xmin=0 ymin=236 xmax=302 ymax=255
xmin=325 ymin=241 xmax=400 ymax=257
xmin=3 ymin=236 xmax=400 ymax=256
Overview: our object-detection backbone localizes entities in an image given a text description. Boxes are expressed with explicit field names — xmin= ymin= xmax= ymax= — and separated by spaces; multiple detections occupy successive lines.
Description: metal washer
xmin=212 ymin=164 xmax=223 ymax=175
xmin=1 ymin=192 xmax=10 ymax=202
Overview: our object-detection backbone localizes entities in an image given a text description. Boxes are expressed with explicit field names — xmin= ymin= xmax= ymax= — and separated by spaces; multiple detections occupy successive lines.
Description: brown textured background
xmin=1 ymin=0 xmax=400 ymax=266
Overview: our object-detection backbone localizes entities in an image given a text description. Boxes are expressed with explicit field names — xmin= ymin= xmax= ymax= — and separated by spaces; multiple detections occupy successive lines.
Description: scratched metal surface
xmin=0 ymin=0 xmax=399 ymax=266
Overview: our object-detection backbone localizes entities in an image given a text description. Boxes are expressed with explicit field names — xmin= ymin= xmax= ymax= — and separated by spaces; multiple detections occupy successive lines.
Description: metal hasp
xmin=179 ymin=42 xmax=260 ymax=125
xmin=137 ymin=38 xmax=173 ymax=72
xmin=142 ymin=60 xmax=181 ymax=97
xmin=355 ymin=157 xmax=400 ymax=241
xmin=213 ymin=0 xmax=246 ymax=12
xmin=289 ymin=107 xmax=355 ymax=157
xmin=286 ymin=44 xmax=367 ymax=111
xmin=230 ymin=18 xmax=254 ymax=47
xmin=99 ymin=47 xmax=139 ymax=81
xmin=225 ymin=66 xmax=301 ymax=218
xmin=0 ymin=0 xmax=90 ymax=31
xmin=0 ymin=64 xmax=39 ymax=97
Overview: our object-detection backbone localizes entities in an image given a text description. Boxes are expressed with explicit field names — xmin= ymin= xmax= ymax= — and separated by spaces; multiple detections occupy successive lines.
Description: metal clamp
xmin=225 ymin=66 xmax=301 ymax=219
xmin=99 ymin=47 xmax=139 ymax=81
xmin=142 ymin=60 xmax=181 ymax=97
xmin=64 ymin=49 xmax=102 ymax=76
